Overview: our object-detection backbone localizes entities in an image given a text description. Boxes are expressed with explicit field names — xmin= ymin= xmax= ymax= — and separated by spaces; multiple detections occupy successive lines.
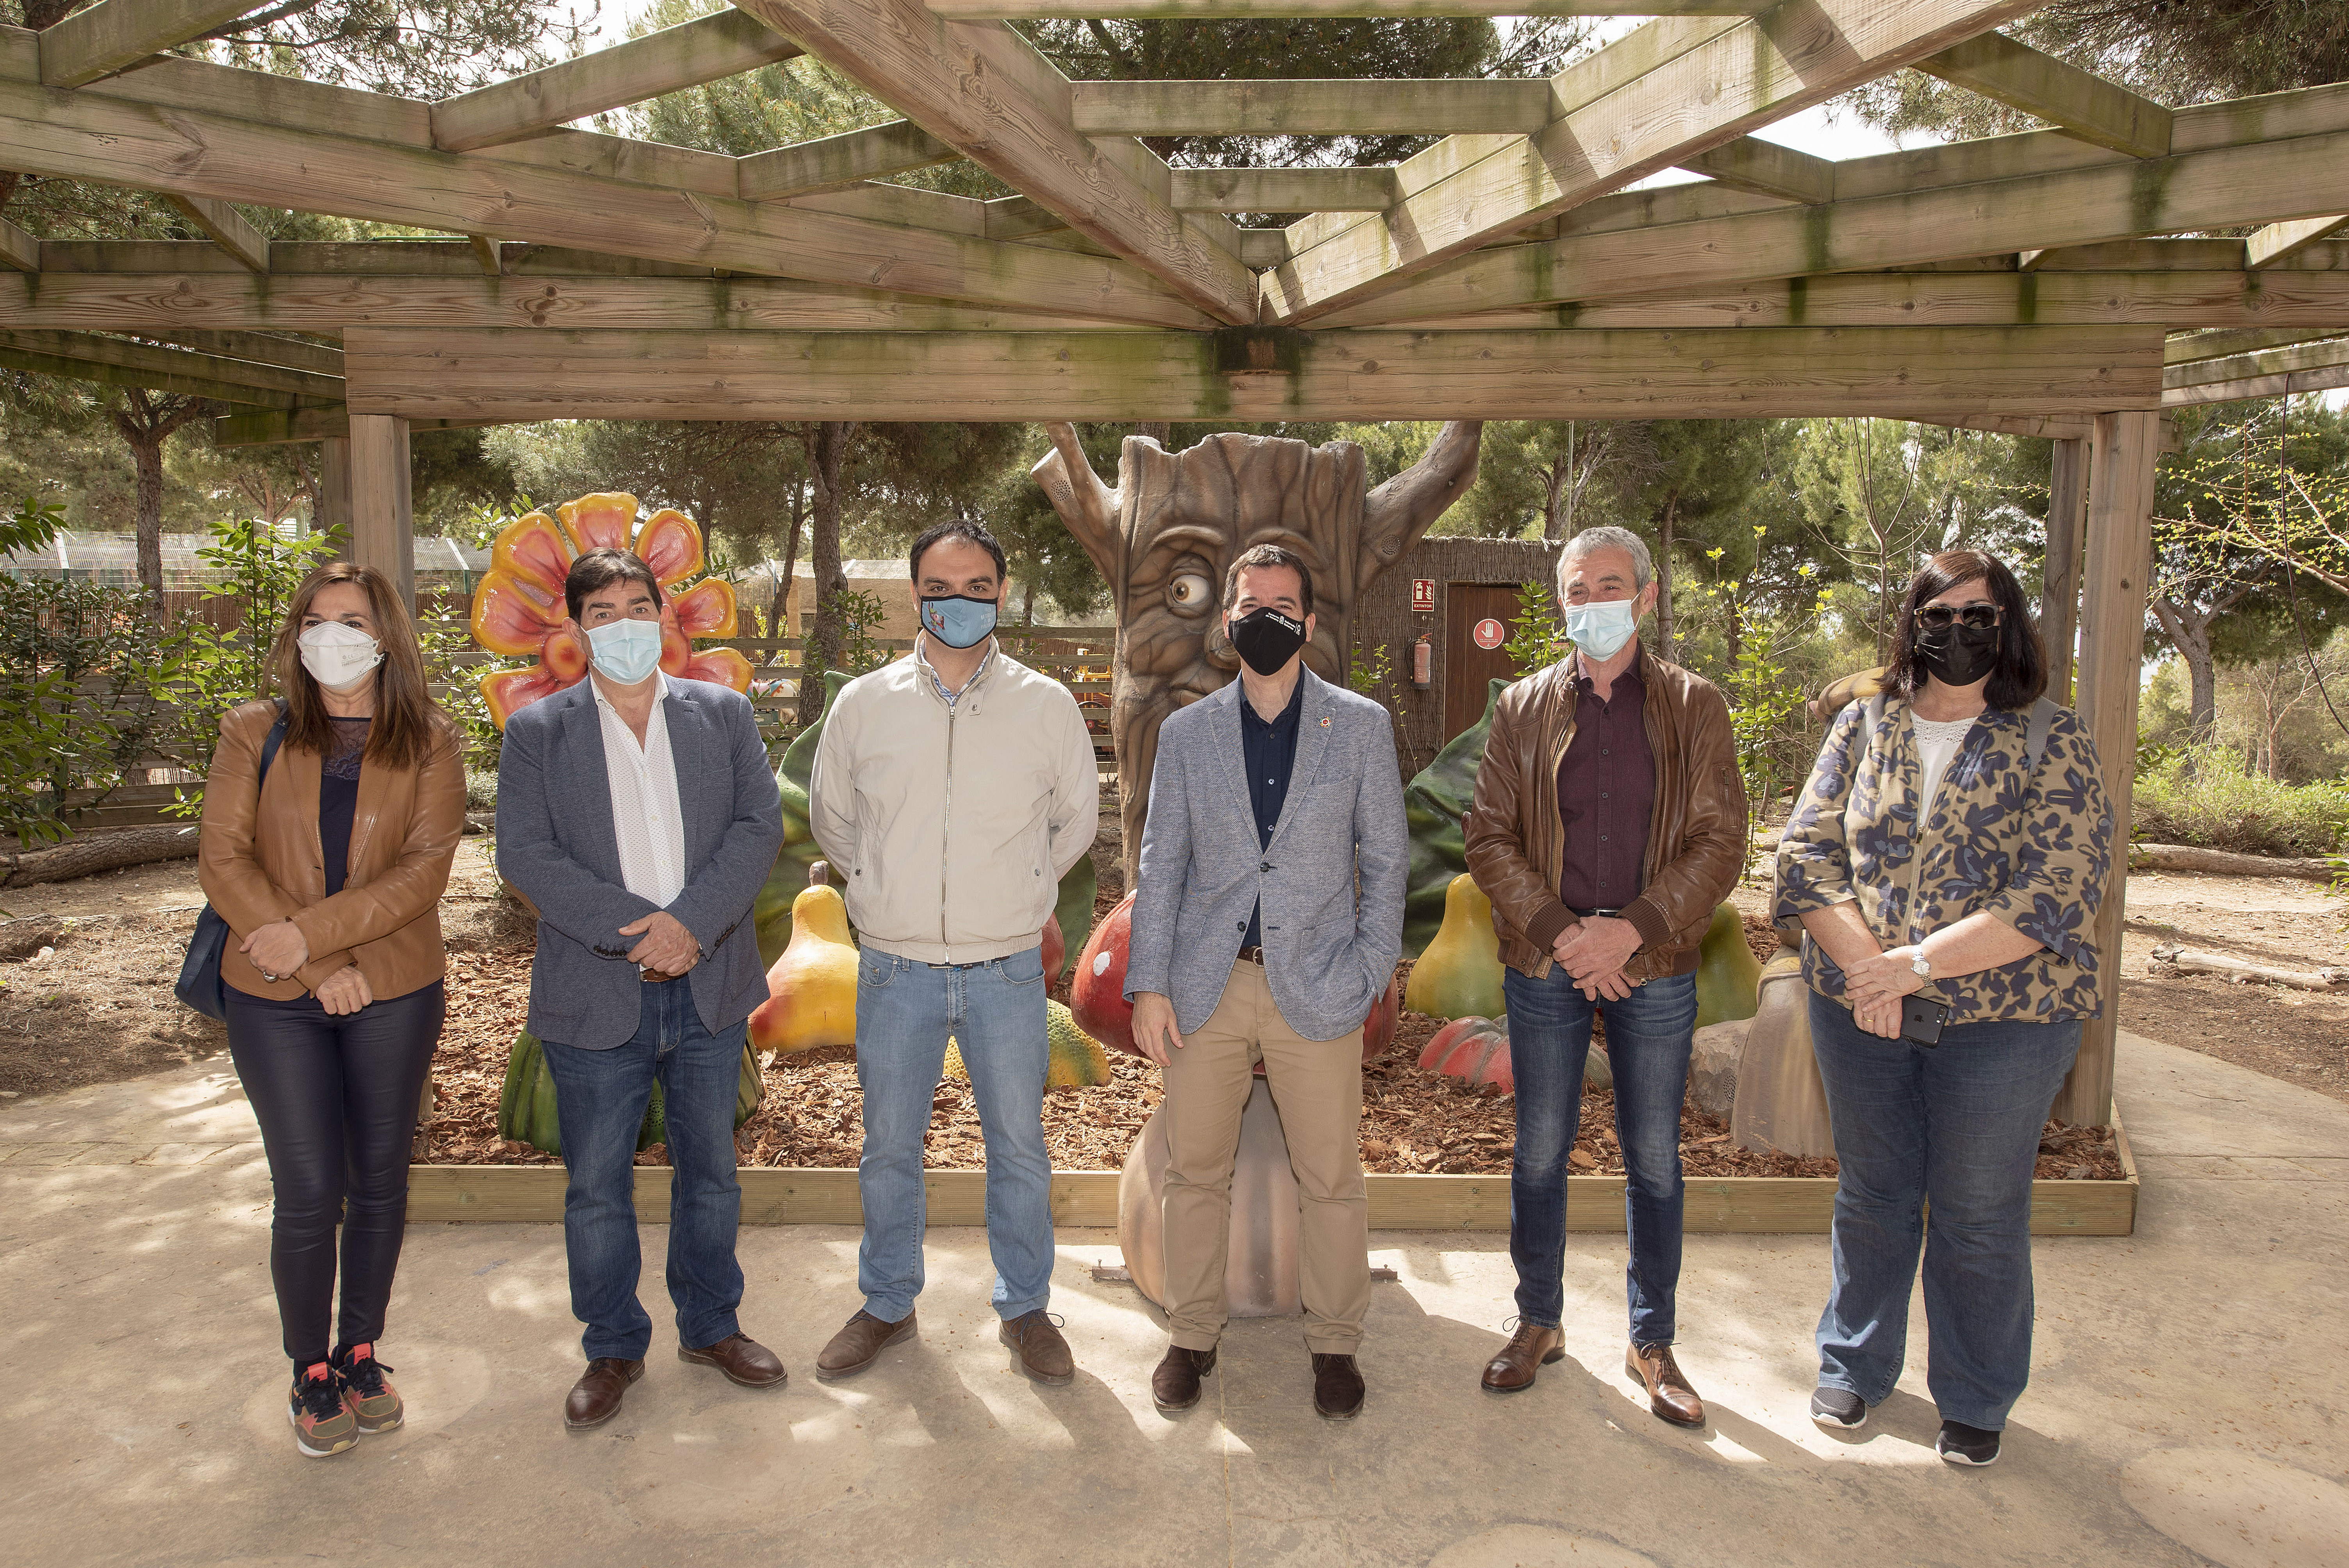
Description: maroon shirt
xmin=1556 ymin=651 xmax=1654 ymax=915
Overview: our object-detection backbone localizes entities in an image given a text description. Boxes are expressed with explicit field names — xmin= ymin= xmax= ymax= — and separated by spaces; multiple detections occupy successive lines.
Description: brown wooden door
xmin=1443 ymin=582 xmax=1524 ymax=743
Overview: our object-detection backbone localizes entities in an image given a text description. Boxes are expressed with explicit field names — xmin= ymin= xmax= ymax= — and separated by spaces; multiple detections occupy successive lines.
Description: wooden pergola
xmin=7 ymin=0 xmax=2349 ymax=1130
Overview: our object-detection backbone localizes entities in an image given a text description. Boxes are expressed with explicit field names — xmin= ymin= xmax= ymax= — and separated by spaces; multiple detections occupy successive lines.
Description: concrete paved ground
xmin=3 ymin=1028 xmax=2344 ymax=1568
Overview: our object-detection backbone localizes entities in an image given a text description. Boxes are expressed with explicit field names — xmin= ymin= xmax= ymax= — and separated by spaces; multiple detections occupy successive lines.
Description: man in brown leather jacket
xmin=1462 ymin=525 xmax=1745 ymax=1426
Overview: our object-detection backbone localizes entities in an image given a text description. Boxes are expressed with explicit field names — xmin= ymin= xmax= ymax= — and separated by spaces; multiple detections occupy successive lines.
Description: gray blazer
xmin=1126 ymin=667 xmax=1408 ymax=1042
xmin=495 ymin=677 xmax=784 ymax=1050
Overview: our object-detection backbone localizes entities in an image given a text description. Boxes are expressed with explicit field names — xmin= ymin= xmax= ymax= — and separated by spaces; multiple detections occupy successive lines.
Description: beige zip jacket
xmin=807 ymin=639 xmax=1100 ymax=964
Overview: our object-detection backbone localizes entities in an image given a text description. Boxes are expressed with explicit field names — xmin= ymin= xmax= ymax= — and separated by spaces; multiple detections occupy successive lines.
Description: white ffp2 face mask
xmin=298 ymin=620 xmax=384 ymax=692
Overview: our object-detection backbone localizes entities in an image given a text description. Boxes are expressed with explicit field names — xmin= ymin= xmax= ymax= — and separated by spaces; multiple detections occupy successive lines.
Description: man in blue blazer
xmin=497 ymin=547 xmax=786 ymax=1431
xmin=1125 ymin=543 xmax=1408 ymax=1421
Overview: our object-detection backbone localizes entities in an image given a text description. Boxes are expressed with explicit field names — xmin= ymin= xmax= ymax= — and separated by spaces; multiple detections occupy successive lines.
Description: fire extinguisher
xmin=1412 ymin=634 xmax=1433 ymax=689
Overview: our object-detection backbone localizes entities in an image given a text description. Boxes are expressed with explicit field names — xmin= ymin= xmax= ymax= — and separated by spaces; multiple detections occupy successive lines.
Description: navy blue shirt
xmin=1237 ymin=675 xmax=1304 ymax=948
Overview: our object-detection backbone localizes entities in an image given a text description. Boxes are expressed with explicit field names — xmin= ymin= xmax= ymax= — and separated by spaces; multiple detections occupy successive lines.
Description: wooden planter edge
xmin=409 ymin=1114 xmax=2137 ymax=1237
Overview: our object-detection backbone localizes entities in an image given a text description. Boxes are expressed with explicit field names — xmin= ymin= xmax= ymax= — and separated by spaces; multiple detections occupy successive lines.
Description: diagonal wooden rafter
xmin=1674 ymin=137 xmax=1836 ymax=204
xmin=0 ymin=328 xmax=343 ymax=400
xmin=1261 ymin=0 xmax=2041 ymax=325
xmin=1914 ymin=31 xmax=2171 ymax=160
xmin=164 ymin=195 xmax=269 ymax=272
xmin=737 ymin=121 xmax=960 ymax=202
xmin=729 ymin=0 xmax=1256 ymax=324
xmin=36 ymin=0 xmax=253 ymax=88
xmin=144 ymin=329 xmax=344 ymax=375
xmin=0 ymin=73 xmax=1219 ymax=330
xmin=1312 ymin=112 xmax=2349 ymax=328
xmin=430 ymin=8 xmax=804 ymax=154
xmin=2164 ymin=335 xmax=2349 ymax=405
xmin=2248 ymin=216 xmax=2349 ymax=269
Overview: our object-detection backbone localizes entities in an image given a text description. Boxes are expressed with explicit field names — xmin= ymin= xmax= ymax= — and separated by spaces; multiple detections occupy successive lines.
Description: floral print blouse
xmin=1773 ymin=697 xmax=2116 ymax=1023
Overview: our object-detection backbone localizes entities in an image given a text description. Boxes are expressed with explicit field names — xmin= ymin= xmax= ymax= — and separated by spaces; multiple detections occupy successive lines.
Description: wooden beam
xmin=2163 ymin=328 xmax=2346 ymax=365
xmin=348 ymin=414 xmax=414 ymax=606
xmin=2166 ymin=362 xmax=2349 ymax=406
xmin=732 ymin=0 xmax=1256 ymax=324
xmin=1676 ymin=137 xmax=1834 ymax=205
xmin=1318 ymin=121 xmax=2349 ymax=326
xmin=737 ymin=121 xmax=960 ymax=202
xmin=1263 ymin=0 xmax=2041 ymax=324
xmin=0 ymin=215 xmax=36 ymax=273
xmin=36 ymin=0 xmax=254 ymax=88
xmin=2057 ymin=409 xmax=2162 ymax=1128
xmin=927 ymin=1 xmax=1769 ymax=13
xmin=0 ymin=344 xmax=294 ymax=406
xmin=316 ymin=434 xmax=351 ymax=544
xmin=1914 ymin=32 xmax=2172 ymax=159
xmin=164 ymin=195 xmax=269 ymax=273
xmin=2162 ymin=336 xmax=2349 ymax=406
xmin=214 ymin=405 xmax=500 ymax=446
xmin=428 ymin=8 xmax=802 ymax=153
xmin=467 ymin=235 xmax=503 ymax=277
xmin=1911 ymin=411 xmax=2094 ymax=441
xmin=2248 ymin=215 xmax=2349 ymax=269
xmin=146 ymin=329 xmax=344 ymax=375
xmin=1169 ymin=167 xmax=1402 ymax=213
xmin=0 ymin=77 xmax=1218 ymax=331
xmin=1069 ymin=78 xmax=1552 ymax=137
xmin=2041 ymin=435 xmax=2087 ymax=704
xmin=339 ymin=323 xmax=2160 ymax=422
xmin=0 ymin=328 xmax=341 ymax=400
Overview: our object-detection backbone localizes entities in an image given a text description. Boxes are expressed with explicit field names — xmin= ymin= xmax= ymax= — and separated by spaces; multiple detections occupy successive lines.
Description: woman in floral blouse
xmin=1774 ymin=550 xmax=2114 ymax=1470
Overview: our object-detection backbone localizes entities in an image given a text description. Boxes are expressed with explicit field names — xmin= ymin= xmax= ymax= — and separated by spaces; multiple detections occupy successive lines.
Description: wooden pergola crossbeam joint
xmin=36 ymin=0 xmax=253 ymax=88
xmin=1914 ymin=31 xmax=2173 ymax=160
xmin=738 ymin=120 xmax=961 ymax=202
xmin=164 ymin=194 xmax=269 ymax=272
xmin=2248 ymin=215 xmax=2349 ymax=269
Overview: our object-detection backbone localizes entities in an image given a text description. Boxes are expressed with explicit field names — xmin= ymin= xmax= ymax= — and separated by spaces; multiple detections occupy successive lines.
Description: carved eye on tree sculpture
xmin=1167 ymin=571 xmax=1214 ymax=615
xmin=469 ymin=492 xmax=752 ymax=728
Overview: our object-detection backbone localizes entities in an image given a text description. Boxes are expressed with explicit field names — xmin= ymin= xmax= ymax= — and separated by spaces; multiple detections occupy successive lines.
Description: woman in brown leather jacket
xmin=197 ymin=561 xmax=466 ymax=1459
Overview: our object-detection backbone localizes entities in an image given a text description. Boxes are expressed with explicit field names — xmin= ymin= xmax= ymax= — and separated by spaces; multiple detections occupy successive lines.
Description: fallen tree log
xmin=2 ymin=824 xmax=202 ymax=888
xmin=2150 ymin=943 xmax=2349 ymax=990
xmin=2128 ymin=842 xmax=2337 ymax=882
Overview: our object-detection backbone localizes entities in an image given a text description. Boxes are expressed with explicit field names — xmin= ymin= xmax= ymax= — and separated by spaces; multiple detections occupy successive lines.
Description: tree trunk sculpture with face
xmin=1034 ymin=421 xmax=1481 ymax=879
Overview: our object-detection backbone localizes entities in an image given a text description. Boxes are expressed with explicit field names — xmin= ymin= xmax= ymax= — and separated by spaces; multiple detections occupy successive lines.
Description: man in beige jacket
xmin=806 ymin=520 xmax=1100 ymax=1386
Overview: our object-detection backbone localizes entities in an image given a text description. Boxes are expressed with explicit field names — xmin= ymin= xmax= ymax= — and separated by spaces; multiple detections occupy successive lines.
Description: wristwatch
xmin=1909 ymin=950 xmax=1933 ymax=980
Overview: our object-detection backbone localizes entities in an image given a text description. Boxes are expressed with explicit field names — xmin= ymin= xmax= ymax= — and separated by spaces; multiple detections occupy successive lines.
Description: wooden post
xmin=315 ymin=435 xmax=353 ymax=556
xmin=2054 ymin=410 xmax=2160 ymax=1128
xmin=347 ymin=415 xmax=413 ymax=609
xmin=2040 ymin=435 xmax=2088 ymax=705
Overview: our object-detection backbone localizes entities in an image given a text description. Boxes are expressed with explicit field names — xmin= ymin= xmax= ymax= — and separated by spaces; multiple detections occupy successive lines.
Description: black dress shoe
xmin=1151 ymin=1345 xmax=1217 ymax=1413
xmin=1311 ymin=1352 xmax=1364 ymax=1420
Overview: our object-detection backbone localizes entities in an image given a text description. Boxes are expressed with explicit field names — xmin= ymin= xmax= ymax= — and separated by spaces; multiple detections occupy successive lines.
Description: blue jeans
xmin=1808 ymin=992 xmax=2081 ymax=1430
xmin=855 ymin=945 xmax=1054 ymax=1322
xmin=1503 ymin=965 xmax=1698 ymax=1344
xmin=540 ymin=978 xmax=746 ymax=1362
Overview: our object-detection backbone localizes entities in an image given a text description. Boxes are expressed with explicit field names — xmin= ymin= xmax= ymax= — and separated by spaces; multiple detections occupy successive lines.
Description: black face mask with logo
xmin=1228 ymin=606 xmax=1308 ymax=676
xmin=1914 ymin=621 xmax=2002 ymax=688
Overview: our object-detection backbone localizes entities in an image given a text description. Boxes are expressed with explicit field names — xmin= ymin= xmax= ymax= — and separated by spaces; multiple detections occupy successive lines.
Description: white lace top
xmin=1911 ymin=713 xmax=1979 ymax=810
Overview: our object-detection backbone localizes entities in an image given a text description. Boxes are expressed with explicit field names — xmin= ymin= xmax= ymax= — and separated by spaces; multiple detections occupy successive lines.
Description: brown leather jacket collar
xmin=195 ymin=698 xmax=467 ymax=1003
xmin=1463 ymin=642 xmax=1747 ymax=983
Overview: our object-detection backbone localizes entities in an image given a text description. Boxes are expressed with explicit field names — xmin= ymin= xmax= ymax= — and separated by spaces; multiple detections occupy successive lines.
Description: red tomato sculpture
xmin=1070 ymin=892 xmax=1138 ymax=1056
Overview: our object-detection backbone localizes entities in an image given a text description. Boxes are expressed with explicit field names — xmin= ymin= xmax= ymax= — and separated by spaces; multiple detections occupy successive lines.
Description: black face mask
xmin=1915 ymin=621 xmax=2001 ymax=688
xmin=1228 ymin=606 xmax=1308 ymax=677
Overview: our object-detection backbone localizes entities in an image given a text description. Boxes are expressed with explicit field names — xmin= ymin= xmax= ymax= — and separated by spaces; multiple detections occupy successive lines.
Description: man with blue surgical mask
xmin=1462 ymin=526 xmax=1744 ymax=1426
xmin=806 ymin=520 xmax=1099 ymax=1388
xmin=497 ymin=546 xmax=787 ymax=1430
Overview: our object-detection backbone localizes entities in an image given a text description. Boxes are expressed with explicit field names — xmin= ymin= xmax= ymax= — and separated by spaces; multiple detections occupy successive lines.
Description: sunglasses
xmin=1916 ymin=603 xmax=2002 ymax=631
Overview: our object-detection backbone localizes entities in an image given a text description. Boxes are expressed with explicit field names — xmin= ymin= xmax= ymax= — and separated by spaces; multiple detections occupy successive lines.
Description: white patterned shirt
xmin=592 ymin=670 xmax=687 ymax=911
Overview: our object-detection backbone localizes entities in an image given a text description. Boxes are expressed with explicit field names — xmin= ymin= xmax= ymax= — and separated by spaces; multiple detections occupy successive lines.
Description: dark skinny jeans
xmin=226 ymin=980 xmax=444 ymax=1368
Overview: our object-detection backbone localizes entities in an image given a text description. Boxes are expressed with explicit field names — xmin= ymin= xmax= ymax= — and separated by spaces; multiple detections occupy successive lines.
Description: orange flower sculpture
xmin=470 ymin=492 xmax=753 ymax=728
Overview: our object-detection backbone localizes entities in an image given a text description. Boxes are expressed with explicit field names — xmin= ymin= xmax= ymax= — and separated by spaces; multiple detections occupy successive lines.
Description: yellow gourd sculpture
xmin=747 ymin=861 xmax=859 ymax=1055
xmin=1404 ymin=873 xmax=1507 ymax=1021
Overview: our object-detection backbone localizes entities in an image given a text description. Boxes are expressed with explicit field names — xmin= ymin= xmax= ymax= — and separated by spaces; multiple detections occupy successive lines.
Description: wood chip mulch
xmin=417 ymin=913 xmax=2123 ymax=1182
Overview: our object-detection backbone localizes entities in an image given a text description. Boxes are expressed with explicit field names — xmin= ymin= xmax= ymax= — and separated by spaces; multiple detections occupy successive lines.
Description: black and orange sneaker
xmin=334 ymin=1344 xmax=403 ymax=1434
xmin=289 ymin=1362 xmax=357 ymax=1458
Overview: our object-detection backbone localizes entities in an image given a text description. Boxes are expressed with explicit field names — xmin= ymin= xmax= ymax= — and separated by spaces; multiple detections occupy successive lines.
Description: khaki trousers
xmin=1161 ymin=960 xmax=1369 ymax=1353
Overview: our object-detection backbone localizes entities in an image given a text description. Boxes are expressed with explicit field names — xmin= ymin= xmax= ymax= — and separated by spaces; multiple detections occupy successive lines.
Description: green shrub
xmin=2132 ymin=748 xmax=2349 ymax=857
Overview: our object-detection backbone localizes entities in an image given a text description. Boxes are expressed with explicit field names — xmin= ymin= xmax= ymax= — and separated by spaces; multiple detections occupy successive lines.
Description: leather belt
xmin=641 ymin=968 xmax=682 ymax=983
xmin=1236 ymin=944 xmax=1266 ymax=966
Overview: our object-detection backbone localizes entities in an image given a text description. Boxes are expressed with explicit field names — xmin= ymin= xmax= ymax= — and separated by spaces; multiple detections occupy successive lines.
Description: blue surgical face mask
xmin=1563 ymin=596 xmax=1641 ymax=661
xmin=586 ymin=616 xmax=663 ymax=684
xmin=920 ymin=594 xmax=998 ymax=650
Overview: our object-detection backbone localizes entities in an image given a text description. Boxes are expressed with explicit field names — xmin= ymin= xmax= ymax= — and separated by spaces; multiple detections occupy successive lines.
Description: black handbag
xmin=175 ymin=702 xmax=289 ymax=1021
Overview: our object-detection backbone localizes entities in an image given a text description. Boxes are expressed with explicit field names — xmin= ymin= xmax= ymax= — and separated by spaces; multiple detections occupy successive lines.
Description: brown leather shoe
xmin=1625 ymin=1342 xmax=1705 ymax=1427
xmin=564 ymin=1357 xmax=645 ymax=1430
xmin=814 ymin=1309 xmax=917 ymax=1381
xmin=1481 ymin=1322 xmax=1565 ymax=1393
xmin=1000 ymin=1311 xmax=1074 ymax=1385
xmin=1151 ymin=1344 xmax=1217 ymax=1413
xmin=679 ymin=1332 xmax=788 ymax=1389
xmin=1312 ymin=1352 xmax=1365 ymax=1420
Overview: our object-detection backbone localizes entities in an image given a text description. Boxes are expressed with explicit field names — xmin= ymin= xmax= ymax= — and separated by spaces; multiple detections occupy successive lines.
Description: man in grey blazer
xmin=497 ymin=547 xmax=787 ymax=1430
xmin=1126 ymin=543 xmax=1408 ymax=1421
